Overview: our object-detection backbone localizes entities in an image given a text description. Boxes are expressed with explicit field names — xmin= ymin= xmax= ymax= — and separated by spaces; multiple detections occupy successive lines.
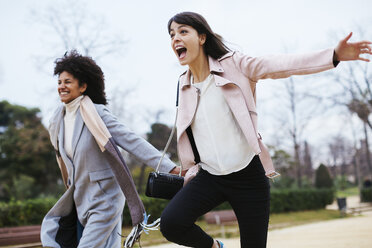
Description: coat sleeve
xmin=95 ymin=104 xmax=176 ymax=173
xmin=232 ymin=48 xmax=336 ymax=82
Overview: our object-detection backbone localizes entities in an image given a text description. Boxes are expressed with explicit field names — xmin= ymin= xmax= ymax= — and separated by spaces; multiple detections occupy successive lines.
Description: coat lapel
xmin=58 ymin=121 xmax=73 ymax=169
xmin=71 ymin=109 xmax=84 ymax=159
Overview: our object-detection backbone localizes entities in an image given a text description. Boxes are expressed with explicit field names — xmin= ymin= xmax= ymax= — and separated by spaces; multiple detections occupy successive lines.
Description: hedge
xmin=361 ymin=188 xmax=372 ymax=202
xmin=270 ymin=188 xmax=334 ymax=213
xmin=0 ymin=197 xmax=57 ymax=227
xmin=209 ymin=188 xmax=334 ymax=213
xmin=0 ymin=188 xmax=335 ymax=227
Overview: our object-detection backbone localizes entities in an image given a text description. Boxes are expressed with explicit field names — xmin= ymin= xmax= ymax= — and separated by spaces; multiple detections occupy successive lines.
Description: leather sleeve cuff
xmin=333 ymin=50 xmax=340 ymax=67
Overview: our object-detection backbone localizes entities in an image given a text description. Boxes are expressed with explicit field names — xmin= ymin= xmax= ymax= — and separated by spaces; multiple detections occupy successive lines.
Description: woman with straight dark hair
xmin=161 ymin=11 xmax=372 ymax=248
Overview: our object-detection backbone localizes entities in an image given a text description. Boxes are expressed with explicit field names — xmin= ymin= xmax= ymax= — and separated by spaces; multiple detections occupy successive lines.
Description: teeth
xmin=60 ymin=92 xmax=69 ymax=95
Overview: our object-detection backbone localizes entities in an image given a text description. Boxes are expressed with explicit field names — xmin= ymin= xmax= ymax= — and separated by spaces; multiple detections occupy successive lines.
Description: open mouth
xmin=176 ymin=47 xmax=187 ymax=59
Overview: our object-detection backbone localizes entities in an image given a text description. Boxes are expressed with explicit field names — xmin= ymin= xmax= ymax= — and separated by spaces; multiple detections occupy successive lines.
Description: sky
xmin=0 ymin=0 xmax=371 ymax=162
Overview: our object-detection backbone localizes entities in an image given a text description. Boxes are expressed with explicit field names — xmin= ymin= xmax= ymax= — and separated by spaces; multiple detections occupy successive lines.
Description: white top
xmin=64 ymin=95 xmax=84 ymax=159
xmin=191 ymin=74 xmax=256 ymax=175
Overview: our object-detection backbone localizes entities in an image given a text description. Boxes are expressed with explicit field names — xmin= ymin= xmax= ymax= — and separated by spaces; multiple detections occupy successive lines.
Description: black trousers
xmin=160 ymin=156 xmax=270 ymax=248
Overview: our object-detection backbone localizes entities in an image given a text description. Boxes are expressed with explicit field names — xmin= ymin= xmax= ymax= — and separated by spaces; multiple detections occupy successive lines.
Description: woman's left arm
xmin=334 ymin=32 xmax=372 ymax=62
xmin=234 ymin=33 xmax=371 ymax=82
xmin=97 ymin=105 xmax=176 ymax=173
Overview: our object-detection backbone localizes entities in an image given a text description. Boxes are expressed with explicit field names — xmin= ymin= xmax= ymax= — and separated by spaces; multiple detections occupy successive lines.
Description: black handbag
xmin=145 ymin=171 xmax=184 ymax=200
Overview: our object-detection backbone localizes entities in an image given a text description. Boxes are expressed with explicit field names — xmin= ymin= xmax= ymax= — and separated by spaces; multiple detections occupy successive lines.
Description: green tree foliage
xmin=0 ymin=101 xmax=63 ymax=201
xmin=132 ymin=123 xmax=178 ymax=194
xmin=146 ymin=123 xmax=177 ymax=161
xmin=315 ymin=163 xmax=333 ymax=189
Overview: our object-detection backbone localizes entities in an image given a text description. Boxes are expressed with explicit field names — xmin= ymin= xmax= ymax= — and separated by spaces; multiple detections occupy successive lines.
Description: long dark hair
xmin=168 ymin=12 xmax=230 ymax=59
xmin=54 ymin=50 xmax=107 ymax=105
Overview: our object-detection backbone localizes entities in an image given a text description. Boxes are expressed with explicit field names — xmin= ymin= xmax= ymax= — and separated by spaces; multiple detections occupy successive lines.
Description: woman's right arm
xmin=96 ymin=105 xmax=176 ymax=173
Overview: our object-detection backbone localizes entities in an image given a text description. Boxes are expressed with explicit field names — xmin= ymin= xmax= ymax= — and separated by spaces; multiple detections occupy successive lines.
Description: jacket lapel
xmin=58 ymin=120 xmax=74 ymax=169
xmin=71 ymin=109 xmax=84 ymax=159
xmin=214 ymin=74 xmax=261 ymax=153
xmin=177 ymin=72 xmax=199 ymax=140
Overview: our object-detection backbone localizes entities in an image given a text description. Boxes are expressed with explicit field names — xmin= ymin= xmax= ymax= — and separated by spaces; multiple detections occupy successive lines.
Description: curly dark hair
xmin=54 ymin=50 xmax=107 ymax=105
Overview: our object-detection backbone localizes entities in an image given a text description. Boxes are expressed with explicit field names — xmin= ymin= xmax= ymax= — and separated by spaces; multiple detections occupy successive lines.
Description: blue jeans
xmin=77 ymin=220 xmax=84 ymax=242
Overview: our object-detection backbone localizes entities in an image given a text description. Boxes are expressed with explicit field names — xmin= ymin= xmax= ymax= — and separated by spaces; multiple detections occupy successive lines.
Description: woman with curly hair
xmin=159 ymin=11 xmax=372 ymax=248
xmin=41 ymin=50 xmax=177 ymax=247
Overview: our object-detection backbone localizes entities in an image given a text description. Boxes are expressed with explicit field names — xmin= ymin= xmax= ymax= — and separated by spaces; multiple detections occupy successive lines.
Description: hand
xmin=183 ymin=165 xmax=200 ymax=186
xmin=335 ymin=32 xmax=372 ymax=62
xmin=169 ymin=166 xmax=188 ymax=176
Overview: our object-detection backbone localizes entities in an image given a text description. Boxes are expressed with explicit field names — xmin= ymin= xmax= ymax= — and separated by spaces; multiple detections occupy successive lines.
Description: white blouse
xmin=191 ymin=74 xmax=256 ymax=175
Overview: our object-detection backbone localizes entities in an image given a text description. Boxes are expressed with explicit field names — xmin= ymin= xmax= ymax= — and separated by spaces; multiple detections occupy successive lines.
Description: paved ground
xmin=147 ymin=196 xmax=372 ymax=248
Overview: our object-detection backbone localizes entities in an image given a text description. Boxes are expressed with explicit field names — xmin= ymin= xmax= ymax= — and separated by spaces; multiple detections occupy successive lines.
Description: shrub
xmin=0 ymin=188 xmax=335 ymax=227
xmin=167 ymin=188 xmax=335 ymax=215
xmin=0 ymin=197 xmax=57 ymax=227
xmin=361 ymin=188 xmax=372 ymax=202
xmin=270 ymin=188 xmax=334 ymax=213
xmin=315 ymin=164 xmax=333 ymax=189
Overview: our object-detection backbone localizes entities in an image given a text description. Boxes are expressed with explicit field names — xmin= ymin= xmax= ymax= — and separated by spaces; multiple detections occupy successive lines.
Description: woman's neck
xmin=189 ymin=53 xmax=210 ymax=83
xmin=65 ymin=95 xmax=83 ymax=114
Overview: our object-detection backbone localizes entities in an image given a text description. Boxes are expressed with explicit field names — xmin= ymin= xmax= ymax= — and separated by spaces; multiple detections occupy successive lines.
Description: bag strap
xmin=156 ymin=77 xmax=202 ymax=172
xmin=155 ymin=79 xmax=181 ymax=176
xmin=185 ymin=127 xmax=200 ymax=164
xmin=155 ymin=108 xmax=179 ymax=175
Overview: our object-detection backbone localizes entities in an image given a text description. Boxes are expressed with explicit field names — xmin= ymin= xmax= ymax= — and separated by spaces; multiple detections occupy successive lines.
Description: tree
xmin=302 ymin=141 xmax=314 ymax=178
xmin=326 ymin=29 xmax=372 ymax=176
xmin=315 ymin=164 xmax=333 ymax=189
xmin=30 ymin=0 xmax=126 ymax=71
xmin=134 ymin=122 xmax=177 ymax=194
xmin=268 ymin=147 xmax=296 ymax=188
xmin=147 ymin=123 xmax=177 ymax=161
xmin=273 ymin=76 xmax=323 ymax=187
xmin=30 ymin=0 xmax=131 ymax=128
xmin=328 ymin=135 xmax=353 ymax=178
xmin=0 ymin=101 xmax=62 ymax=201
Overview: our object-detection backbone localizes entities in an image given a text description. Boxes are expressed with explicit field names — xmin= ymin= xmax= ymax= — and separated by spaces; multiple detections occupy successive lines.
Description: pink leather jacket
xmin=176 ymin=49 xmax=336 ymax=177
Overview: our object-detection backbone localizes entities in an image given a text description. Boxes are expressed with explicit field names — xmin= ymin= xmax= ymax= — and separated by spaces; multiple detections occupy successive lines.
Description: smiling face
xmin=58 ymin=71 xmax=87 ymax=104
xmin=169 ymin=21 xmax=206 ymax=67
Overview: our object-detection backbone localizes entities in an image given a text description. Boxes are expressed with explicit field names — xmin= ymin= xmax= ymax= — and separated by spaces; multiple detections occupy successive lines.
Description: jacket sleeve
xmin=96 ymin=105 xmax=176 ymax=173
xmin=232 ymin=48 xmax=336 ymax=82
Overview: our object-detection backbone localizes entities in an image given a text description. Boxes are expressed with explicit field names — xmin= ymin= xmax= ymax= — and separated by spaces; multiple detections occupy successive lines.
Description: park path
xmin=147 ymin=195 xmax=372 ymax=248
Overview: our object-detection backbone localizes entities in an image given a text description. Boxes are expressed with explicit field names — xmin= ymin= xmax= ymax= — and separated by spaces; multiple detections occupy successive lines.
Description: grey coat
xmin=41 ymin=104 xmax=175 ymax=248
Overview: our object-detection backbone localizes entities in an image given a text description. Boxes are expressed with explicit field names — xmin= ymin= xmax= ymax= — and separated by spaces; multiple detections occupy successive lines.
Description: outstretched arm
xmin=97 ymin=105 xmax=177 ymax=173
xmin=334 ymin=32 xmax=372 ymax=62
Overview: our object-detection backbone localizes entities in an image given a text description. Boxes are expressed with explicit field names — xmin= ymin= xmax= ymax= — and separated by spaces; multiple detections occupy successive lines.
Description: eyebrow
xmin=170 ymin=24 xmax=188 ymax=32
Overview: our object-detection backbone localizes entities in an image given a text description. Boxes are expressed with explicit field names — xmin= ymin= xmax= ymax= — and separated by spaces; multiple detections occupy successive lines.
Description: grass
xmin=121 ymin=209 xmax=344 ymax=247
xmin=269 ymin=209 xmax=342 ymax=229
xmin=336 ymin=186 xmax=360 ymax=198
